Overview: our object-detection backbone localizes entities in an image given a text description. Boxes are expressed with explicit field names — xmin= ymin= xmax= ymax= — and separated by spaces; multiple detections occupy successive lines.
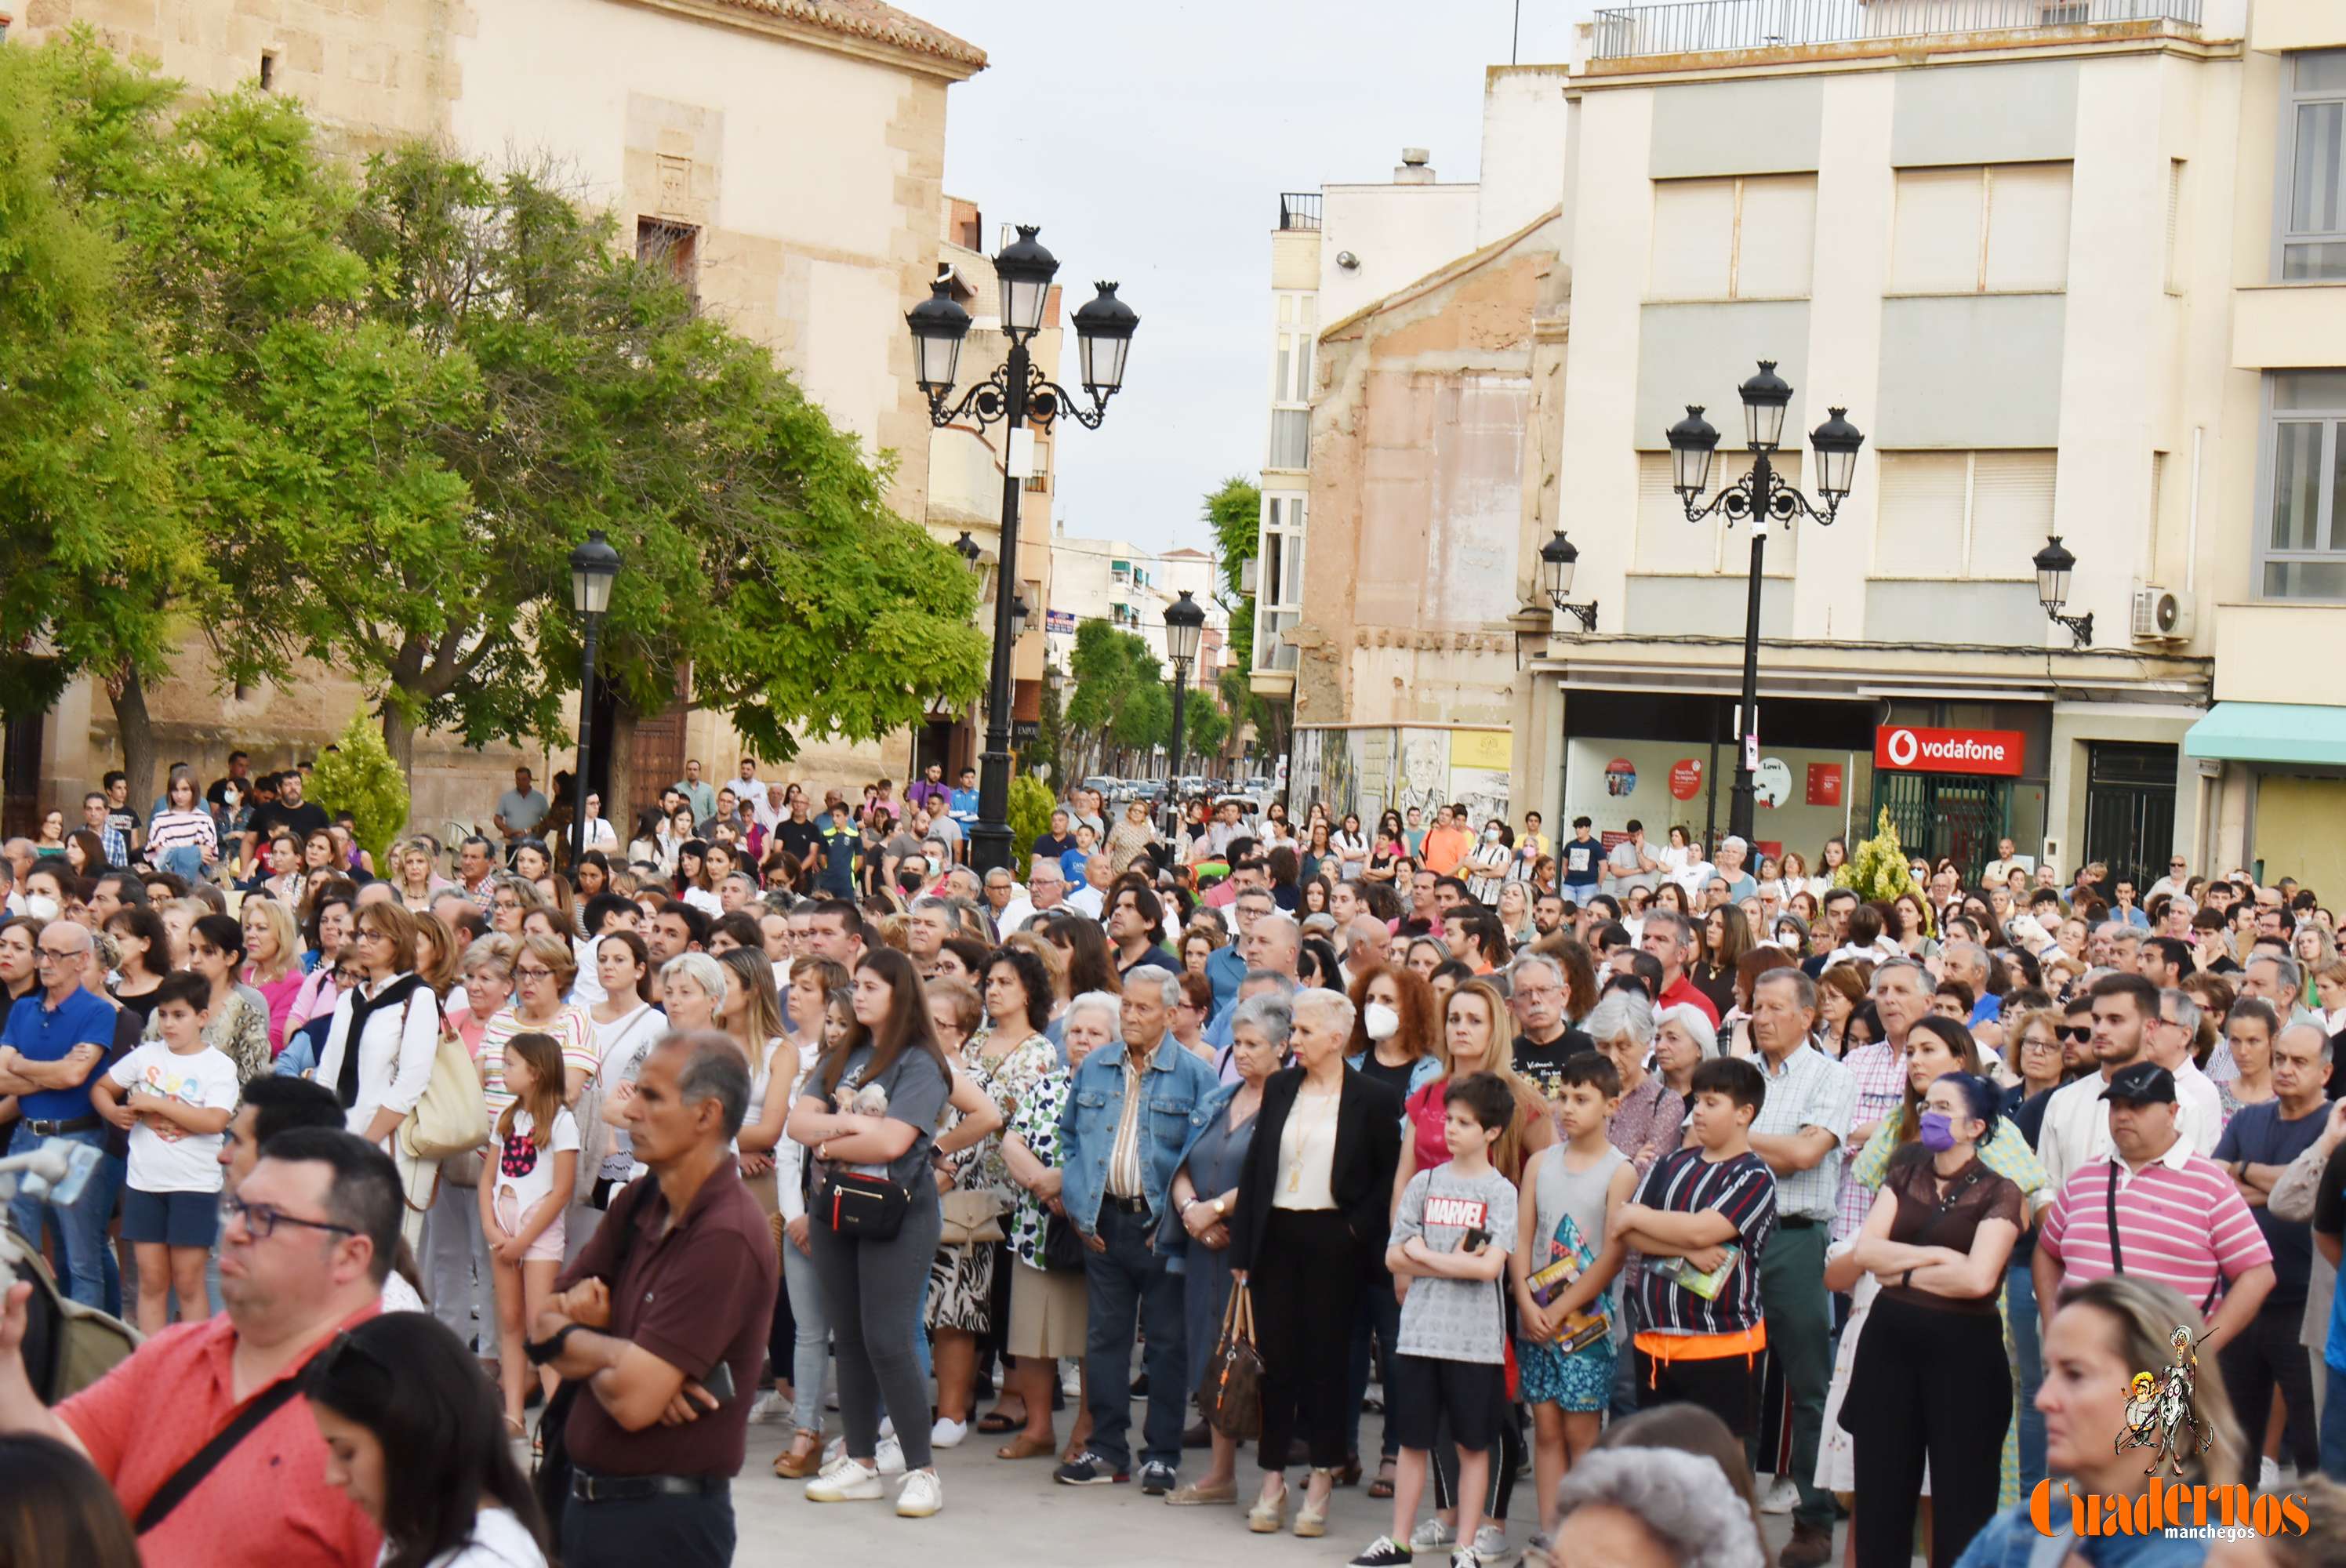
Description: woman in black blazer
xmin=1229 ymin=986 xmax=1403 ymax=1538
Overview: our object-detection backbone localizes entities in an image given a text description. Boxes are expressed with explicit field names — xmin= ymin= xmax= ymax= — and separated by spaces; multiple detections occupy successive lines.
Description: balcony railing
xmin=1589 ymin=0 xmax=2199 ymax=60
xmin=1278 ymin=192 xmax=1323 ymax=232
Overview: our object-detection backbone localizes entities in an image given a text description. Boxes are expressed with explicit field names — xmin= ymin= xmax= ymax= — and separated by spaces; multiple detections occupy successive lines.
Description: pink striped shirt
xmin=2038 ymin=1142 xmax=2272 ymax=1308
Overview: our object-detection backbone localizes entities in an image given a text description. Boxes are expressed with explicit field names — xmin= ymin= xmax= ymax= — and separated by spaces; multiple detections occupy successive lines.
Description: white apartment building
xmin=1047 ymin=528 xmax=1228 ymax=694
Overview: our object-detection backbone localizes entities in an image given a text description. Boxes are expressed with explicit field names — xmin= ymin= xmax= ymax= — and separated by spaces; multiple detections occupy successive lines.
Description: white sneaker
xmin=1060 ymin=1359 xmax=1080 ymax=1396
xmin=1759 ymin=1475 xmax=1799 ymax=1515
xmin=875 ymin=1431 xmax=906 ymax=1475
xmin=1473 ymin=1524 xmax=1513 ymax=1565
xmin=804 ymin=1456 xmax=884 ymax=1503
xmin=747 ymin=1388 xmax=789 ymax=1425
xmin=930 ymin=1416 xmax=968 ymax=1450
xmin=2260 ymin=1457 xmax=2282 ymax=1490
xmin=896 ymin=1468 xmax=944 ymax=1519
xmin=1411 ymin=1519 xmax=1458 ymax=1553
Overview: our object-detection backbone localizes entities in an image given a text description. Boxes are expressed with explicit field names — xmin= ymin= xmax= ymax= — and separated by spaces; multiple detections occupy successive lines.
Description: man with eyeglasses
xmin=0 ymin=1125 xmax=399 ymax=1565
xmin=0 ymin=920 xmax=118 ymax=1306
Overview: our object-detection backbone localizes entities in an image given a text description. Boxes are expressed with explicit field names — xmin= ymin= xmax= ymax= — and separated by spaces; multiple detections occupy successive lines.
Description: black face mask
xmin=898 ymin=873 xmax=924 ymax=893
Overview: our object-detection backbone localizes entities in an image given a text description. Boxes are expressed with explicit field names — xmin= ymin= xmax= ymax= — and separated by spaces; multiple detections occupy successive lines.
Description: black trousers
xmin=560 ymin=1488 xmax=733 ymax=1568
xmin=2219 ymin=1301 xmax=2320 ymax=1483
xmin=1634 ymin=1343 xmax=1759 ymax=1439
xmin=1253 ymin=1209 xmax=1360 ymax=1472
xmin=1847 ymin=1294 xmax=2009 ymax=1568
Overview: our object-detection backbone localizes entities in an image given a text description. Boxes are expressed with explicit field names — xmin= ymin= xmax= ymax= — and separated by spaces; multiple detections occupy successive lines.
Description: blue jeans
xmin=2006 ymin=1261 xmax=2046 ymax=1490
xmin=7 ymin=1126 xmax=111 ymax=1308
xmin=1081 ymin=1202 xmax=1187 ymax=1472
xmin=2322 ymin=1362 xmax=2346 ymax=1481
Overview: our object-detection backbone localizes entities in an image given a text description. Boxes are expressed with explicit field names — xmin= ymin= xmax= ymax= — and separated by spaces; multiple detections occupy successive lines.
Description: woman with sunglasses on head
xmin=302 ymin=1310 xmax=550 ymax=1568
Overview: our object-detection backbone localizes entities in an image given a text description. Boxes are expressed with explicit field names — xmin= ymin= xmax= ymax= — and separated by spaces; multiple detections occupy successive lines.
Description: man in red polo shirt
xmin=1640 ymin=908 xmax=1722 ymax=1027
xmin=0 ymin=1127 xmax=391 ymax=1566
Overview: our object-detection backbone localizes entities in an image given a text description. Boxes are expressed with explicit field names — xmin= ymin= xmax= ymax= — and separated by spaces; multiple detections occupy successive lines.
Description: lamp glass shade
xmin=2033 ymin=535 xmax=2076 ymax=612
xmin=993 ymin=224 xmax=1059 ymax=338
xmin=1164 ymin=590 xmax=1206 ymax=665
xmin=1539 ymin=530 xmax=1578 ymax=601
xmin=1665 ymin=405 xmax=1720 ymax=499
xmin=1010 ymin=594 xmax=1031 ymax=636
xmin=1739 ymin=360 xmax=1793 ymax=450
xmin=905 ymin=279 xmax=971 ymax=394
xmin=1807 ymin=406 xmax=1865 ymax=500
xmin=1072 ymin=283 xmax=1138 ymax=394
xmin=569 ymin=530 xmax=621 ymax=616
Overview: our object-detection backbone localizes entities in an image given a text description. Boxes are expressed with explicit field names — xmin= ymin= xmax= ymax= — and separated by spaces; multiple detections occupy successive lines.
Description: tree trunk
xmin=108 ymin=666 xmax=157 ymax=811
xmin=380 ymin=702 xmax=418 ymax=802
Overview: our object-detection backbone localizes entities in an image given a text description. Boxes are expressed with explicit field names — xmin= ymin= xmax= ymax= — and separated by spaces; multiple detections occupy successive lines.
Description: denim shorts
xmin=122 ymin=1187 xmax=221 ymax=1248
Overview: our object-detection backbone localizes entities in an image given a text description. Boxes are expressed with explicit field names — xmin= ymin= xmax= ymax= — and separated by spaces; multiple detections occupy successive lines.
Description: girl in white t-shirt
xmin=478 ymin=1029 xmax=579 ymax=1436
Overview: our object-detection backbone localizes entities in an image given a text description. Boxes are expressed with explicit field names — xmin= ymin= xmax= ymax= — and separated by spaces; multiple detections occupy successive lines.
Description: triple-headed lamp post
xmin=906 ymin=227 xmax=1137 ymax=876
xmin=1664 ymin=361 xmax=1865 ymax=844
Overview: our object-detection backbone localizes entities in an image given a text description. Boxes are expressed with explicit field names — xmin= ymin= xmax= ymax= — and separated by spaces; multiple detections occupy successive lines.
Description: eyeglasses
xmin=2055 ymin=1025 xmax=2093 ymax=1043
xmin=220 ymin=1192 xmax=359 ymax=1241
xmin=34 ymin=946 xmax=85 ymax=965
xmin=514 ymin=965 xmax=554 ymax=982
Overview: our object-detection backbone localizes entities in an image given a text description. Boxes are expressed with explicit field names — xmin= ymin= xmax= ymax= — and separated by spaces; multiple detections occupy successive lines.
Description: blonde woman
xmin=390 ymin=838 xmax=447 ymax=913
xmin=719 ymin=946 xmax=791 ymax=1217
xmin=241 ymin=896 xmax=305 ymax=1058
xmin=1393 ymin=978 xmax=1556 ymax=1202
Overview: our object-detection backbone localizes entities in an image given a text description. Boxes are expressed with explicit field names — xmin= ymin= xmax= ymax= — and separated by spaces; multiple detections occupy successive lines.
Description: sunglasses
xmin=2056 ymin=1025 xmax=2093 ymax=1043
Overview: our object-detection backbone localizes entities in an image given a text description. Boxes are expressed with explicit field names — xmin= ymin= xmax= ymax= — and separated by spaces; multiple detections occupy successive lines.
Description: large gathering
xmin=4 ymin=762 xmax=2346 ymax=1568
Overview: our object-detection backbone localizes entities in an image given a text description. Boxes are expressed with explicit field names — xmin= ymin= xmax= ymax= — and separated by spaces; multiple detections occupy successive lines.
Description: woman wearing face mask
xmin=1824 ymin=1071 xmax=2021 ymax=1565
xmin=1465 ymin=819 xmax=1513 ymax=908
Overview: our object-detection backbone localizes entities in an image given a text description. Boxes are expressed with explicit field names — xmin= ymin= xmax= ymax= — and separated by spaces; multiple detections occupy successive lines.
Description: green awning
xmin=2184 ymin=702 xmax=2346 ymax=768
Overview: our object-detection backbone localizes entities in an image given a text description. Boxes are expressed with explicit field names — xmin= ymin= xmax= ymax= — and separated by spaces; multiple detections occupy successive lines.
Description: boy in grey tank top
xmin=1511 ymin=1053 xmax=1636 ymax=1559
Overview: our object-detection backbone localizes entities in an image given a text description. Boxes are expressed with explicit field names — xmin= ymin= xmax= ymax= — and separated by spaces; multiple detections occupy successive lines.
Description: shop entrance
xmin=2083 ymin=743 xmax=2177 ymax=894
xmin=1871 ymin=771 xmax=2010 ymax=885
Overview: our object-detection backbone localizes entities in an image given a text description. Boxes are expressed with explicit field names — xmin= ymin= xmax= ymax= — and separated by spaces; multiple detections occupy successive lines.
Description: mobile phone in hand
xmin=699 ymin=1359 xmax=736 ymax=1403
xmin=1462 ymin=1226 xmax=1490 ymax=1253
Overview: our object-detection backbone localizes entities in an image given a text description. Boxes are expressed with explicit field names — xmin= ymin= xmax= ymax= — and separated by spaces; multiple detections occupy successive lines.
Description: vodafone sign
xmin=1874 ymin=726 xmax=2026 ymax=777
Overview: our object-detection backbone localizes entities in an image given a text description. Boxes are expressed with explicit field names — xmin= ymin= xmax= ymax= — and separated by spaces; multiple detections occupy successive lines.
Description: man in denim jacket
xmin=1055 ymin=967 xmax=1221 ymax=1492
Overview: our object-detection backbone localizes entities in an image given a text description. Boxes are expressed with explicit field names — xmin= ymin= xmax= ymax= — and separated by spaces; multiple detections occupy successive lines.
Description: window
xmin=1256 ymin=493 xmax=1306 ymax=670
xmin=259 ymin=50 xmax=278 ymax=90
xmin=1647 ymin=175 xmax=1817 ymax=300
xmin=1889 ymin=163 xmax=2072 ymax=294
xmin=637 ymin=218 xmax=699 ymax=302
xmin=1873 ymin=451 xmax=2056 ymax=579
xmin=1632 ymin=451 xmax=1800 ymax=575
xmin=2258 ymin=371 xmax=2346 ymax=598
xmin=1268 ymin=291 xmax=1315 ymax=470
xmin=2281 ymin=53 xmax=2346 ymax=281
xmin=2166 ymin=159 xmax=2188 ymax=293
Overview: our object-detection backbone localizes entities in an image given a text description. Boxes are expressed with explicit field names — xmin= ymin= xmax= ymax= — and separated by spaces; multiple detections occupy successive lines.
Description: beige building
xmin=2 ymin=0 xmax=985 ymax=838
xmin=1268 ymin=1 xmax=2346 ymax=896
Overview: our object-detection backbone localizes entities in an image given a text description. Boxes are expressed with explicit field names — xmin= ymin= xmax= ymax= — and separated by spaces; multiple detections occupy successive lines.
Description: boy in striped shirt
xmin=1614 ymin=1055 xmax=1778 ymax=1439
xmin=2033 ymin=1062 xmax=2274 ymax=1356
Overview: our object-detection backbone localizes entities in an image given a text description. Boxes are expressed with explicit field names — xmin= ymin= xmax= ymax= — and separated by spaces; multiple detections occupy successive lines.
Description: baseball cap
xmin=2098 ymin=1062 xmax=2177 ymax=1105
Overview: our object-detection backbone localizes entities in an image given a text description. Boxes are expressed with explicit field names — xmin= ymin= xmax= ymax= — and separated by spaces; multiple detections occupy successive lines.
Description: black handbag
xmin=1041 ymin=1210 xmax=1088 ymax=1272
xmin=817 ymin=1171 xmax=911 ymax=1240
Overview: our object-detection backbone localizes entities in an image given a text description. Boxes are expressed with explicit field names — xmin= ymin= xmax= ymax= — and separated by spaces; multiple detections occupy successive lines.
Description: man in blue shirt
xmin=947 ymin=768 xmax=980 ymax=855
xmin=0 ymin=920 xmax=119 ymax=1305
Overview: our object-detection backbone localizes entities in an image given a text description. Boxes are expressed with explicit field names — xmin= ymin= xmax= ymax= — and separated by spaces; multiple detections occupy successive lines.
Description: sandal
xmin=772 ymin=1433 xmax=823 ymax=1479
xmin=1367 ymin=1457 xmax=1396 ymax=1500
xmin=996 ymin=1432 xmax=1058 ymax=1460
xmin=975 ymin=1410 xmax=1021 ymax=1434
xmin=503 ymin=1414 xmax=526 ymax=1441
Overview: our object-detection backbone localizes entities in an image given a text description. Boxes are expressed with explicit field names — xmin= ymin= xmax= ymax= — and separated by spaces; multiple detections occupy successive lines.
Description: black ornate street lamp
xmin=1163 ymin=590 xmax=1206 ymax=782
xmin=909 ymin=228 xmax=1138 ymax=875
xmin=1538 ymin=530 xmax=1598 ymax=633
xmin=2033 ymin=535 xmax=2093 ymax=648
xmin=1665 ymin=361 xmax=1865 ymax=843
xmin=566 ymin=530 xmax=620 ymax=869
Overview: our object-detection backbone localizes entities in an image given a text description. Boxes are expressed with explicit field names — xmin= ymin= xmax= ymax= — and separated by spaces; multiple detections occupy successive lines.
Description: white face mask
xmin=25 ymin=895 xmax=58 ymax=922
xmin=1484 ymin=828 xmax=1502 ymax=843
xmin=1363 ymin=1000 xmax=1400 ymax=1041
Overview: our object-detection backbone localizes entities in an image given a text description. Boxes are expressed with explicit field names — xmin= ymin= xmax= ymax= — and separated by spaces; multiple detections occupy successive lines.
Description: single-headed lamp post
xmin=2033 ymin=535 xmax=2093 ymax=648
xmin=907 ymin=227 xmax=1138 ymax=876
xmin=567 ymin=529 xmax=621 ymax=870
xmin=1163 ymin=590 xmax=1206 ymax=782
xmin=1538 ymin=530 xmax=1598 ymax=633
xmin=1665 ymin=361 xmax=1865 ymax=844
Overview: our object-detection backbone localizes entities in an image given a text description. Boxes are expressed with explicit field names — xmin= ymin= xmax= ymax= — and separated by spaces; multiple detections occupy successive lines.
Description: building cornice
xmin=1570 ymin=24 xmax=2236 ymax=93
xmin=605 ymin=0 xmax=986 ymax=82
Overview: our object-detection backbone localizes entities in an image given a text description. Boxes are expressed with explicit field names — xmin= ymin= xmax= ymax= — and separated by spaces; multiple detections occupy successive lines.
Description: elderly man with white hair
xmin=1052 ymin=966 xmax=1222 ymax=1493
xmin=1228 ymin=986 xmax=1402 ymax=1539
xmin=1552 ymin=1446 xmax=1767 ymax=1568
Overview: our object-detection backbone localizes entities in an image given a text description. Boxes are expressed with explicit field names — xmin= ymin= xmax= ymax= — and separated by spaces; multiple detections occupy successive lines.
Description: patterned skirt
xmin=925 ymin=1236 xmax=994 ymax=1334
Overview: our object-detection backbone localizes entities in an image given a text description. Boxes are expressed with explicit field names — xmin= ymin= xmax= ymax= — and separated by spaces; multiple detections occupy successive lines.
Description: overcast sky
xmin=907 ymin=1 xmax=1593 ymax=557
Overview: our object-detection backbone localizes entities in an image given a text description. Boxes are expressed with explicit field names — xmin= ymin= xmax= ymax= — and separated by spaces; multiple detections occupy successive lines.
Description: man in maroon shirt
xmin=529 ymin=1029 xmax=779 ymax=1568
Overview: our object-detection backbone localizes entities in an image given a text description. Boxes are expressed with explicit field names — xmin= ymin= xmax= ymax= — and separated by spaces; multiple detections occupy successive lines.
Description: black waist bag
xmin=818 ymin=1171 xmax=910 ymax=1240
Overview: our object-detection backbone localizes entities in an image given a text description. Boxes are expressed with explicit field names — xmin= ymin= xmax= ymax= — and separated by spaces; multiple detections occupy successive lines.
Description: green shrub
xmin=1008 ymin=772 xmax=1055 ymax=878
xmin=310 ymin=713 xmax=411 ymax=866
xmin=1831 ymin=806 xmax=1919 ymax=906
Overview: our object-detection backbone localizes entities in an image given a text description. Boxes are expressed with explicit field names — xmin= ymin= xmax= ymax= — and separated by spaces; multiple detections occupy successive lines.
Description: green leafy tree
xmin=308 ymin=712 xmax=411 ymax=864
xmin=1021 ymin=673 xmax=1066 ymax=783
xmin=1833 ymin=807 xmax=1921 ymax=905
xmin=1007 ymin=773 xmax=1055 ymax=877
xmin=1176 ymin=688 xmax=1228 ymax=769
xmin=1200 ymin=475 xmax=1269 ymax=759
xmin=1066 ymin=619 xmax=1175 ymax=775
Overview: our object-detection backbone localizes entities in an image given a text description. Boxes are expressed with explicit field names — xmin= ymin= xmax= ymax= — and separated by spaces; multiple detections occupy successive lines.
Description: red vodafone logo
xmin=1873 ymin=726 xmax=2025 ymax=777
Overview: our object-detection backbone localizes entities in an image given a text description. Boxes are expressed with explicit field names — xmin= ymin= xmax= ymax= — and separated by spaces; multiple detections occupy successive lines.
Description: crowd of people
xmin=5 ymin=752 xmax=2346 ymax=1568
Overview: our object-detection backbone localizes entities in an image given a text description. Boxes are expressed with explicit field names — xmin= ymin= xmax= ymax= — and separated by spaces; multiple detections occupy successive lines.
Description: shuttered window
xmin=1876 ymin=451 xmax=2055 ymax=579
xmin=1647 ymin=175 xmax=1816 ymax=300
xmin=1636 ymin=451 xmax=1801 ymax=575
xmin=1890 ymin=163 xmax=2072 ymax=294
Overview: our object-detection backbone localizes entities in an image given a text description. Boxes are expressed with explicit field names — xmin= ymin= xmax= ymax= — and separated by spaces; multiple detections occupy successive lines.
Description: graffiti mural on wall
xmin=1291 ymin=727 xmax=1511 ymax=826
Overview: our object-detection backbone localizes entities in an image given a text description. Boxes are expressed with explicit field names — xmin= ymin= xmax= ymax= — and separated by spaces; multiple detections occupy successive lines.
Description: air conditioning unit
xmin=2130 ymin=586 xmax=2194 ymax=644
